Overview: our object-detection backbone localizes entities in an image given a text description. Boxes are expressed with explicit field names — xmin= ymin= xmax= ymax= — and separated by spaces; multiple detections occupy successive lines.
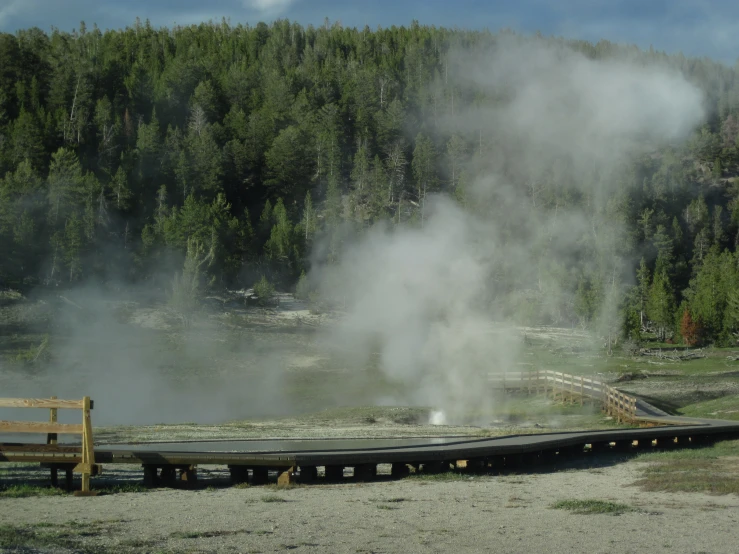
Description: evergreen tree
xmin=411 ymin=132 xmax=437 ymax=221
xmin=264 ymin=198 xmax=294 ymax=266
xmin=636 ymin=257 xmax=650 ymax=329
xmin=685 ymin=248 xmax=736 ymax=342
xmin=646 ymin=269 xmax=675 ymax=341
xmin=301 ymin=192 xmax=317 ymax=243
xmin=1 ymin=19 xmax=739 ymax=314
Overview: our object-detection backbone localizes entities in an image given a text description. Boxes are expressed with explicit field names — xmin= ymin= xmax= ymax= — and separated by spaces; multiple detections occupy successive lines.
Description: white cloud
xmin=0 ymin=0 xmax=37 ymax=27
xmin=552 ymin=1 xmax=739 ymax=64
xmin=242 ymin=0 xmax=297 ymax=15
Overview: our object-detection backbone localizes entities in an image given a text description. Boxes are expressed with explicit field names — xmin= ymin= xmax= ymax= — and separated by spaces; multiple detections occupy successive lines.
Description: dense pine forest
xmin=2 ymin=18 xmax=739 ymax=346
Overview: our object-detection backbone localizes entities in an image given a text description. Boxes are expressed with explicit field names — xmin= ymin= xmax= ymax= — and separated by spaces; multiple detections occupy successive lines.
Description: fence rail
xmin=488 ymin=370 xmax=639 ymax=423
xmin=0 ymin=396 xmax=99 ymax=494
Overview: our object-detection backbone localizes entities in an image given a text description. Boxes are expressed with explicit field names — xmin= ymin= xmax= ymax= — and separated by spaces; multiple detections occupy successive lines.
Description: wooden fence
xmin=489 ymin=370 xmax=638 ymax=423
xmin=0 ymin=396 xmax=99 ymax=494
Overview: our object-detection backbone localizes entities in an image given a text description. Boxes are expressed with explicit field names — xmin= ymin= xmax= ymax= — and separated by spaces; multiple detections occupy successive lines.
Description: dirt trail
xmin=2 ymin=461 xmax=738 ymax=553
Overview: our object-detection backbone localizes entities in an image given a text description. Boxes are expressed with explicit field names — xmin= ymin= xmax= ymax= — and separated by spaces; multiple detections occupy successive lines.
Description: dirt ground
xmin=2 ymin=291 xmax=739 ymax=553
xmin=2 ymin=459 xmax=738 ymax=554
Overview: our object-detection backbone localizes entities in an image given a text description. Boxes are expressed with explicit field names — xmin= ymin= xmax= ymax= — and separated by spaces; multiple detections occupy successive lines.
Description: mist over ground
xmin=307 ymin=38 xmax=705 ymax=423
xmin=0 ymin=32 xmax=708 ymax=428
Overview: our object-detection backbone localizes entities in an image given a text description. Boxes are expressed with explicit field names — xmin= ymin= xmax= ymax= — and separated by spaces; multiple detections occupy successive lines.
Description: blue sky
xmin=1 ymin=0 xmax=738 ymax=65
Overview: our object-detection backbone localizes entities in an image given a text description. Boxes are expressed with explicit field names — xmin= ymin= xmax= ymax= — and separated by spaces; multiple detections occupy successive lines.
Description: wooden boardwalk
xmin=2 ymin=371 xmax=739 ymax=488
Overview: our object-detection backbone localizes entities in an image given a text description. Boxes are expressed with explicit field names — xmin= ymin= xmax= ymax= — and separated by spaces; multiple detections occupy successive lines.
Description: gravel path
xmin=2 ymin=461 xmax=738 ymax=553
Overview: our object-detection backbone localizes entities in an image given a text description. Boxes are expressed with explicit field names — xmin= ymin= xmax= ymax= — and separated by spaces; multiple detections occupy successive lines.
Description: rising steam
xmin=1 ymin=37 xmax=705 ymax=430
xmin=309 ymin=38 xmax=705 ymax=424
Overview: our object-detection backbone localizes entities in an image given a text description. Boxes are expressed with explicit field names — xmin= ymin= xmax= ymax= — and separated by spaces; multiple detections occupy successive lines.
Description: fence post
xmin=631 ymin=397 xmax=637 ymax=423
xmin=569 ymin=374 xmax=574 ymax=404
xmin=79 ymin=396 xmax=94 ymax=494
xmin=47 ymin=396 xmax=58 ymax=446
xmin=0 ymin=396 xmax=99 ymax=495
xmin=530 ymin=371 xmax=534 ymax=394
xmin=47 ymin=396 xmax=58 ymax=486
xmin=543 ymin=371 xmax=548 ymax=397
xmin=561 ymin=373 xmax=565 ymax=402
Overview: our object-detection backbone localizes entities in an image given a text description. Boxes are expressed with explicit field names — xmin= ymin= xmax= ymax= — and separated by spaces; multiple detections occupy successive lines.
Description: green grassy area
xmin=0 ymin=520 xmax=122 ymax=553
xmin=261 ymin=495 xmax=291 ymax=503
xmin=170 ymin=529 xmax=248 ymax=539
xmin=551 ymin=499 xmax=639 ymax=515
xmin=94 ymin=483 xmax=149 ymax=495
xmin=405 ymin=471 xmax=474 ymax=482
xmin=0 ymin=484 xmax=67 ymax=498
xmin=0 ymin=483 xmax=148 ymax=498
xmin=632 ymin=439 xmax=739 ymax=495
xmin=523 ymin=340 xmax=739 ymax=378
xmin=675 ymin=394 xmax=739 ymax=420
xmin=521 ymin=336 xmax=739 ymax=423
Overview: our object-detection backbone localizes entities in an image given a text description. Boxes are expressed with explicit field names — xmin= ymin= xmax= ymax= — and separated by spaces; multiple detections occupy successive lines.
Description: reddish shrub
xmin=680 ymin=309 xmax=701 ymax=346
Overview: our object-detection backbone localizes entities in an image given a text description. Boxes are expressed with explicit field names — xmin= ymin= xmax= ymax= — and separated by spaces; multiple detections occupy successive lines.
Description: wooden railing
xmin=0 ymin=396 xmax=99 ymax=494
xmin=489 ymin=370 xmax=639 ymax=423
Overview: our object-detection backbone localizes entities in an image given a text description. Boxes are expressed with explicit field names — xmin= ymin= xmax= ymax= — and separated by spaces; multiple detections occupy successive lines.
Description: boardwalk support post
xmin=277 ymin=466 xmax=296 ymax=486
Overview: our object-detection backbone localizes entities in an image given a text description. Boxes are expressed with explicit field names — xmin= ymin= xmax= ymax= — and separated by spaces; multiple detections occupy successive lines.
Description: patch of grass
xmin=676 ymin=394 xmax=739 ymax=420
xmin=525 ymin=339 xmax=739 ymax=378
xmin=261 ymin=495 xmax=290 ymax=502
xmin=636 ymin=439 xmax=739 ymax=462
xmin=0 ymin=522 xmax=119 ymax=553
xmin=30 ymin=522 xmax=62 ymax=528
xmin=171 ymin=530 xmax=228 ymax=539
xmin=0 ymin=484 xmax=67 ymax=498
xmin=370 ymin=497 xmax=409 ymax=507
xmin=0 ymin=525 xmax=36 ymax=548
xmin=405 ymin=471 xmax=473 ymax=482
xmin=296 ymin=406 xmax=430 ymax=426
xmin=551 ymin=499 xmax=638 ymax=515
xmin=505 ymin=495 xmax=529 ymax=508
xmin=632 ymin=439 xmax=739 ymax=495
xmin=95 ymin=483 xmax=149 ymax=495
xmin=14 ymin=334 xmax=50 ymax=363
xmin=170 ymin=530 xmax=210 ymax=539
xmin=170 ymin=529 xmax=253 ymax=539
xmin=264 ymin=483 xmax=304 ymax=491
xmin=0 ymin=482 xmax=146 ymax=497
xmin=119 ymin=537 xmax=160 ymax=548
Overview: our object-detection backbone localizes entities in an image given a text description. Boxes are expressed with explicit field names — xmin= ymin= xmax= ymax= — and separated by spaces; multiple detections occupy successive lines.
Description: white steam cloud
xmin=242 ymin=0 xmax=297 ymax=15
xmin=1 ymin=37 xmax=706 ymax=431
xmin=449 ymin=39 xmax=705 ymax=175
xmin=310 ymin=38 xmax=705 ymax=424
xmin=316 ymin=200 xmax=521 ymax=423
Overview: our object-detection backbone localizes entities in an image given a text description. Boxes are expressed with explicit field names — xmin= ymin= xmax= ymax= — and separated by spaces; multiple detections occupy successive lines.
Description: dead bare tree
xmin=169 ymin=233 xmax=216 ymax=327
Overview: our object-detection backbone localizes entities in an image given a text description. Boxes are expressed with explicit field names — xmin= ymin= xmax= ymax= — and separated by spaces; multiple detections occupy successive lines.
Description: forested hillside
xmin=2 ymin=18 xmax=739 ymax=345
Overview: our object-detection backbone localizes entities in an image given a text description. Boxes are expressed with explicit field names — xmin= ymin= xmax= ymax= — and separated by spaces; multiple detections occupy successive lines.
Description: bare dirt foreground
xmin=3 ymin=294 xmax=739 ymax=553
xmin=2 ymin=460 xmax=738 ymax=554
